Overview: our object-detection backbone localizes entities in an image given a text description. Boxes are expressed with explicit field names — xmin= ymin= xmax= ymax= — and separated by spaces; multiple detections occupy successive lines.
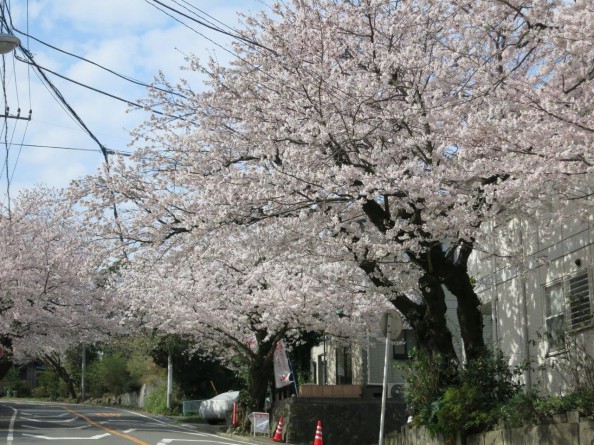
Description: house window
xmin=393 ymin=329 xmax=418 ymax=360
xmin=544 ymin=269 xmax=593 ymax=353
xmin=544 ymin=281 xmax=565 ymax=353
xmin=317 ymin=353 xmax=326 ymax=385
xmin=336 ymin=347 xmax=352 ymax=384
xmin=568 ymin=271 xmax=592 ymax=330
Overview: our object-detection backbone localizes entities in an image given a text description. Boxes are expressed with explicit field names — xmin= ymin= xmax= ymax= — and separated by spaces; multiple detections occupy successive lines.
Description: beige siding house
xmin=308 ymin=291 xmax=492 ymax=398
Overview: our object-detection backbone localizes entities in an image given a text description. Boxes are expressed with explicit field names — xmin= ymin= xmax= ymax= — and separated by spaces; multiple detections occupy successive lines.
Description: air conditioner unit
xmin=387 ymin=383 xmax=405 ymax=400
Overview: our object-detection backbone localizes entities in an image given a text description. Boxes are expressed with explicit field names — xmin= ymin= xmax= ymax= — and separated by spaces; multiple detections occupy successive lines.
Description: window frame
xmin=544 ymin=279 xmax=565 ymax=354
xmin=543 ymin=268 xmax=593 ymax=355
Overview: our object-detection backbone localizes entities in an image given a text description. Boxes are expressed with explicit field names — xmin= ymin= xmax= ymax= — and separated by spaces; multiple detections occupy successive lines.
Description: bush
xmin=403 ymin=348 xmax=524 ymax=439
xmin=432 ymin=350 xmax=523 ymax=437
xmin=400 ymin=349 xmax=459 ymax=427
xmin=144 ymin=382 xmax=181 ymax=415
xmin=32 ymin=369 xmax=62 ymax=400
xmin=499 ymin=390 xmax=543 ymax=428
xmin=0 ymin=367 xmax=33 ymax=397
xmin=87 ymin=353 xmax=134 ymax=397
xmin=536 ymin=391 xmax=594 ymax=418
xmin=499 ymin=389 xmax=594 ymax=427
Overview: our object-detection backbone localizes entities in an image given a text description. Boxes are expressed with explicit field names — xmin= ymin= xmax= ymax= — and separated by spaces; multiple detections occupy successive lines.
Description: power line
xmin=146 ymin=0 xmax=277 ymax=55
xmin=14 ymin=54 xmax=188 ymax=121
xmin=0 ymin=141 xmax=132 ymax=156
xmin=9 ymin=26 xmax=187 ymax=100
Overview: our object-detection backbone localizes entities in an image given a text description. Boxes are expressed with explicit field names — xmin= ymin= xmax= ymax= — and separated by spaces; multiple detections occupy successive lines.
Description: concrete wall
xmin=385 ymin=419 xmax=594 ymax=445
xmin=272 ymin=397 xmax=407 ymax=445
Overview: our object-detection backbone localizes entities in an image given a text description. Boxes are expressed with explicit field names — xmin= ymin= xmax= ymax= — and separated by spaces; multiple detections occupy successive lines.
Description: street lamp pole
xmin=81 ymin=345 xmax=86 ymax=401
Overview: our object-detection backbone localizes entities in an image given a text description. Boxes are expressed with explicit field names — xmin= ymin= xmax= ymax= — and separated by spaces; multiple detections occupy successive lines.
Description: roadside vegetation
xmin=402 ymin=346 xmax=594 ymax=441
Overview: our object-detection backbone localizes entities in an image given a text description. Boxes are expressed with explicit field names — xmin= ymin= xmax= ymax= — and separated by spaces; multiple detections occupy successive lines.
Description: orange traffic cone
xmin=313 ymin=420 xmax=323 ymax=445
xmin=271 ymin=417 xmax=284 ymax=442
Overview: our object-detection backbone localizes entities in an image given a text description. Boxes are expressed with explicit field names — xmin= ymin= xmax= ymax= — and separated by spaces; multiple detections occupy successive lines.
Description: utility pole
xmin=167 ymin=349 xmax=173 ymax=410
xmin=81 ymin=345 xmax=86 ymax=401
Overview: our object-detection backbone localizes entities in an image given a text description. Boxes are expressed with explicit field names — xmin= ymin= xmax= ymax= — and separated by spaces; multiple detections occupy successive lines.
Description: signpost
xmin=379 ymin=310 xmax=403 ymax=445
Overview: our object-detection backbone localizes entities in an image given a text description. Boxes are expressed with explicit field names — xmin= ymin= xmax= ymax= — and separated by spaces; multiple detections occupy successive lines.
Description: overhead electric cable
xmin=9 ymin=26 xmax=187 ymax=99
xmin=146 ymin=0 xmax=277 ymax=54
xmin=144 ymin=0 xmax=240 ymax=60
xmin=13 ymin=55 xmax=188 ymax=121
xmin=0 ymin=141 xmax=131 ymax=156
xmin=8 ymin=119 xmax=30 ymax=186
xmin=171 ymin=0 xmax=231 ymax=33
xmin=15 ymin=45 xmax=110 ymax=162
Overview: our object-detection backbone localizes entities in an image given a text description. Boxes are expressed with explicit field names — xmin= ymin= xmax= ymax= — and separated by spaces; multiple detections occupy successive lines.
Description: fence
xmin=182 ymin=400 xmax=204 ymax=416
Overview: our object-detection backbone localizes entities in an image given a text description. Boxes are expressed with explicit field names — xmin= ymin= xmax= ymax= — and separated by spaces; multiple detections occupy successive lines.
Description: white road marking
xmin=122 ymin=429 xmax=137 ymax=433
xmin=23 ymin=424 xmax=90 ymax=430
xmin=157 ymin=439 xmax=251 ymax=445
xmin=21 ymin=416 xmax=76 ymax=423
xmin=22 ymin=433 xmax=111 ymax=440
xmin=21 ymin=412 xmax=69 ymax=418
xmin=5 ymin=405 xmax=17 ymax=444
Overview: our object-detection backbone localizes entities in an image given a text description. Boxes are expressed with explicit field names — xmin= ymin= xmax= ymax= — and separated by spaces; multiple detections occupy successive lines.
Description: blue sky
xmin=1 ymin=0 xmax=267 ymax=203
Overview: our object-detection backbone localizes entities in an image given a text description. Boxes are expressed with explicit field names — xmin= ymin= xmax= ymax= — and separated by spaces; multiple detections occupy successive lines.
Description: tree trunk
xmin=247 ymin=352 xmax=274 ymax=412
xmin=43 ymin=353 xmax=78 ymax=400
xmin=411 ymin=274 xmax=458 ymax=360
xmin=443 ymin=270 xmax=485 ymax=361
xmin=425 ymin=243 xmax=486 ymax=362
xmin=0 ymin=337 xmax=13 ymax=381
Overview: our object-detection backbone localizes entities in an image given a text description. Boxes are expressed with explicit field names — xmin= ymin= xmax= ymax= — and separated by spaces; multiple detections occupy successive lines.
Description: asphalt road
xmin=0 ymin=400 xmax=248 ymax=445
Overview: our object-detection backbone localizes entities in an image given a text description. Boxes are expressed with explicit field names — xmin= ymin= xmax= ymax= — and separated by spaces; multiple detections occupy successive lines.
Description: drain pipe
xmin=518 ymin=227 xmax=532 ymax=389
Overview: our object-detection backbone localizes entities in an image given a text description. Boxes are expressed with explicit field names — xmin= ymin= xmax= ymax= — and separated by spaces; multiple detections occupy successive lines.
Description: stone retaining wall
xmin=272 ymin=397 xmax=407 ymax=445
xmin=87 ymin=383 xmax=155 ymax=409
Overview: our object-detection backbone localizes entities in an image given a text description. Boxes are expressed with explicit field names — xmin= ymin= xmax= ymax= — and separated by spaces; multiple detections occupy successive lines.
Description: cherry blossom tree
xmin=0 ymin=187 xmax=121 ymax=381
xmin=110 ymin=217 xmax=381 ymax=409
xmin=79 ymin=0 xmax=593 ymax=378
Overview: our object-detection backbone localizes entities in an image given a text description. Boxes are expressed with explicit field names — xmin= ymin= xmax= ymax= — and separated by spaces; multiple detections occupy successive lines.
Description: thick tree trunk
xmin=0 ymin=337 xmax=13 ymax=381
xmin=443 ymin=271 xmax=485 ymax=361
xmin=425 ymin=243 xmax=486 ymax=361
xmin=359 ymin=256 xmax=458 ymax=361
xmin=247 ymin=353 xmax=274 ymax=412
xmin=390 ymin=277 xmax=457 ymax=360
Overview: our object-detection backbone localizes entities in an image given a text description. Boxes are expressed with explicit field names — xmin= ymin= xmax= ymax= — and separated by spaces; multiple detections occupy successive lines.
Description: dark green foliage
xmin=403 ymin=348 xmax=524 ymax=439
xmin=87 ymin=353 xmax=134 ymax=396
xmin=0 ymin=367 xmax=32 ymax=397
xmin=144 ymin=383 xmax=181 ymax=415
xmin=401 ymin=349 xmax=459 ymax=427
xmin=498 ymin=390 xmax=544 ymax=428
xmin=499 ymin=390 xmax=594 ymax=427
xmin=149 ymin=334 xmax=242 ymax=399
xmin=285 ymin=330 xmax=324 ymax=385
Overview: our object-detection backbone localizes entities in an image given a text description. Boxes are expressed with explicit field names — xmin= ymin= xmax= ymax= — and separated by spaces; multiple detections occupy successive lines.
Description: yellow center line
xmin=64 ymin=407 xmax=149 ymax=445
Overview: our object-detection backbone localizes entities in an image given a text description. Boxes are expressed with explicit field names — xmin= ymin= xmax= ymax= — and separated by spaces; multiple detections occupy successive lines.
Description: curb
xmin=176 ymin=422 xmax=294 ymax=445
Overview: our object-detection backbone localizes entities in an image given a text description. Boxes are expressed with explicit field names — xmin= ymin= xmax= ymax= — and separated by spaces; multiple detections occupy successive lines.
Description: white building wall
xmin=471 ymin=214 xmax=594 ymax=395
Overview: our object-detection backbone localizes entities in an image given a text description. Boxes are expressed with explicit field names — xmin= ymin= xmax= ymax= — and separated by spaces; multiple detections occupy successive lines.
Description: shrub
xmin=87 ymin=353 xmax=134 ymax=397
xmin=403 ymin=348 xmax=524 ymax=439
xmin=144 ymin=382 xmax=181 ymax=415
xmin=400 ymin=349 xmax=459 ymax=427
xmin=536 ymin=391 xmax=594 ymax=418
xmin=32 ymin=369 xmax=62 ymax=400
xmin=0 ymin=367 xmax=33 ymax=397
xmin=499 ymin=390 xmax=543 ymax=428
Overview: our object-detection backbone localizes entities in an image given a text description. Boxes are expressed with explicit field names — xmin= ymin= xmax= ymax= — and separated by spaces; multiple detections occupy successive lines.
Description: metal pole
xmin=167 ymin=349 xmax=173 ymax=410
xmin=379 ymin=318 xmax=392 ymax=445
xmin=81 ymin=345 xmax=86 ymax=401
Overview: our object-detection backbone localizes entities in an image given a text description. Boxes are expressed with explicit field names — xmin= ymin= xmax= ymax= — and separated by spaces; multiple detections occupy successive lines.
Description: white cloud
xmin=2 ymin=0 xmax=267 ymax=199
